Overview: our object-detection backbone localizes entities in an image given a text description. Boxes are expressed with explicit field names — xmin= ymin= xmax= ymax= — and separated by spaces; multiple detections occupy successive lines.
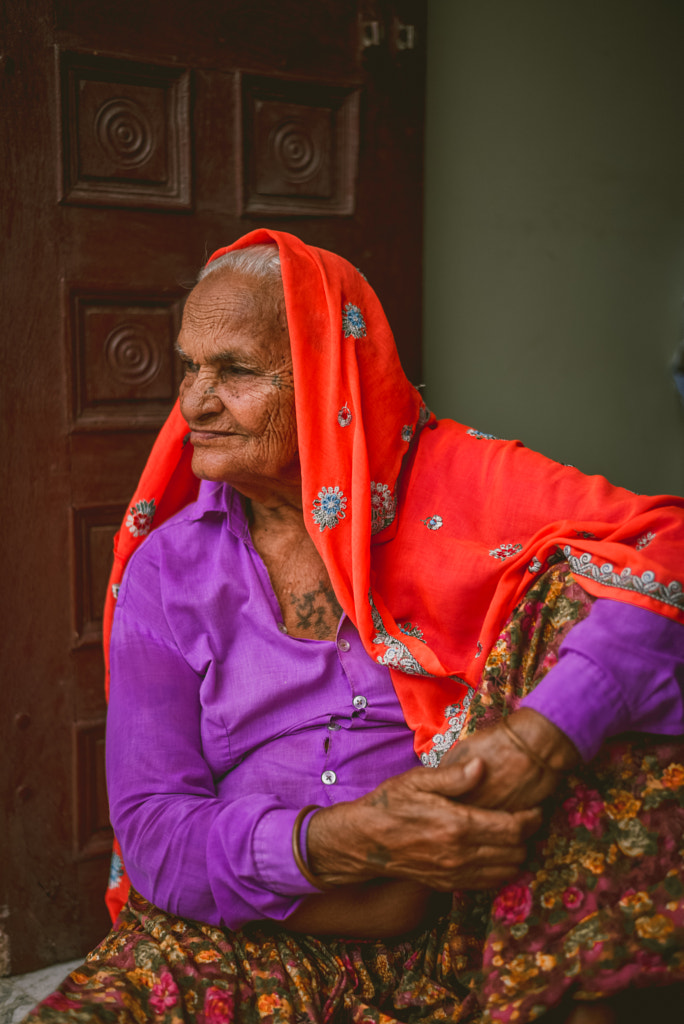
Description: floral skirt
xmin=23 ymin=566 xmax=684 ymax=1023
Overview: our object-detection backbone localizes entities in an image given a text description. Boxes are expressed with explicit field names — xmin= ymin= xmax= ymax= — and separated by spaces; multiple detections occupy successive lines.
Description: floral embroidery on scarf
xmin=341 ymin=302 xmax=366 ymax=339
xmin=475 ymin=641 xmax=483 ymax=658
xmin=337 ymin=403 xmax=352 ymax=427
xmin=369 ymin=596 xmax=430 ymax=676
xmin=422 ymin=515 xmax=443 ymax=531
xmin=421 ymin=684 xmax=475 ymax=767
xmin=108 ymin=850 xmax=124 ymax=889
xmin=528 ymin=557 xmax=543 ymax=574
xmin=312 ymin=486 xmax=347 ymax=531
xmin=399 ymin=621 xmax=425 ymax=642
xmin=370 ymin=482 xmax=396 ymax=534
xmin=126 ymin=498 xmax=156 ymax=537
xmin=563 ymin=546 xmax=684 ymax=610
xmin=574 ymin=529 xmax=597 ymax=540
xmin=467 ymin=428 xmax=499 ymax=440
xmin=401 ymin=424 xmax=414 ymax=442
xmin=636 ymin=531 xmax=656 ymax=551
xmin=490 ymin=542 xmax=523 ymax=561
xmin=111 ymin=583 xmax=120 ymax=600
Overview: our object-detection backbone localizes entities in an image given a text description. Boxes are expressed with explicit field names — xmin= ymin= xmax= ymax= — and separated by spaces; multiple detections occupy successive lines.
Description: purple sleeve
xmin=106 ymin=551 xmax=318 ymax=930
xmin=521 ymin=599 xmax=684 ymax=761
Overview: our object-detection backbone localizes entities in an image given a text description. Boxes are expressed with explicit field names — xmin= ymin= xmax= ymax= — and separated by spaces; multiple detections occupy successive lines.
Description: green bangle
xmin=291 ymin=805 xmax=332 ymax=890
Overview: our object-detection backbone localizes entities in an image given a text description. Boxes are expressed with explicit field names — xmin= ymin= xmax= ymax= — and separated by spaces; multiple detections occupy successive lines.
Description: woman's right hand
xmin=438 ymin=708 xmax=581 ymax=812
xmin=306 ymin=757 xmax=542 ymax=892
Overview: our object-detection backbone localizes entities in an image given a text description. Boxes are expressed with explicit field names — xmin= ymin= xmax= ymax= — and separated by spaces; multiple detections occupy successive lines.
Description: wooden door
xmin=0 ymin=0 xmax=426 ymax=973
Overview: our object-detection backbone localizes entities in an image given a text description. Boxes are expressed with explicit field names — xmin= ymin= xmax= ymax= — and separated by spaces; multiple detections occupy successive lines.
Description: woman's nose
xmin=180 ymin=370 xmax=223 ymax=420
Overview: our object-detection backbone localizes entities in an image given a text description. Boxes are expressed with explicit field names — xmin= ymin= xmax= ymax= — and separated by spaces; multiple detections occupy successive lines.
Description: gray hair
xmin=197 ymin=244 xmax=281 ymax=283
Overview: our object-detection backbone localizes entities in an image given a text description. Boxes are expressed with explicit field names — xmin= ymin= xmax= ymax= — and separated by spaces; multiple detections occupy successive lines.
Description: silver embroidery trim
xmin=421 ymin=686 xmax=475 ymax=768
xmin=563 ymin=546 xmax=684 ymax=610
xmin=466 ymin=428 xmax=499 ymax=440
xmin=369 ymin=596 xmax=431 ymax=676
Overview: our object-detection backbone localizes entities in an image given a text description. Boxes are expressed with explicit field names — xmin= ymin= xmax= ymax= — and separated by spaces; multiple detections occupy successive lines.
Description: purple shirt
xmin=106 ymin=480 xmax=684 ymax=928
xmin=523 ymin=599 xmax=684 ymax=760
xmin=107 ymin=481 xmax=419 ymax=928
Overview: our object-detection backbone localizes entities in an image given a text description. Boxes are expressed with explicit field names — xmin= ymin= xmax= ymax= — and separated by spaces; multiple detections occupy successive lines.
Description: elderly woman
xmin=26 ymin=231 xmax=684 ymax=1024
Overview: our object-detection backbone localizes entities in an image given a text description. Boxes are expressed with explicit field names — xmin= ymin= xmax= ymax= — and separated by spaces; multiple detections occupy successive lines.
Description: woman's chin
xmin=191 ymin=450 xmax=232 ymax=483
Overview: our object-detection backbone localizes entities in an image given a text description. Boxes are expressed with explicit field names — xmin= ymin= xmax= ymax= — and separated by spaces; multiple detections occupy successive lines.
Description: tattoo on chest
xmin=289 ymin=582 xmax=343 ymax=638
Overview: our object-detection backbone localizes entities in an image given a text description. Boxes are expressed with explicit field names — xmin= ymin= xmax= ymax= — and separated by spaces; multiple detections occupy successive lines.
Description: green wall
xmin=424 ymin=0 xmax=684 ymax=495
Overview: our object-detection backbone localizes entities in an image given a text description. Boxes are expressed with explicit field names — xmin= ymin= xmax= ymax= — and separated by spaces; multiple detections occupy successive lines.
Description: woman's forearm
xmin=301 ymin=760 xmax=541 ymax=893
xmin=521 ymin=599 xmax=684 ymax=762
xmin=284 ymin=879 xmax=446 ymax=938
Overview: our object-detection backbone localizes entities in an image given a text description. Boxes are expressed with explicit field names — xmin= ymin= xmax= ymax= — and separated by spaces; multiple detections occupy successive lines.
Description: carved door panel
xmin=1 ymin=0 xmax=425 ymax=972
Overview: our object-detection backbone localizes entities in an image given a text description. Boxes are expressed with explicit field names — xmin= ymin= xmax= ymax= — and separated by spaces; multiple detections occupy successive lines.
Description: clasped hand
xmin=285 ymin=710 xmax=580 ymax=937
xmin=307 ymin=709 xmax=579 ymax=893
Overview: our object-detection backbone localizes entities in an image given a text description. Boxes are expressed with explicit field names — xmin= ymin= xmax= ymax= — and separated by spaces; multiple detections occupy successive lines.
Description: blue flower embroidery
xmin=467 ymin=428 xmax=498 ymax=440
xmin=342 ymin=303 xmax=366 ymax=339
xmin=108 ymin=851 xmax=124 ymax=890
xmin=337 ymin=403 xmax=352 ymax=427
xmin=401 ymin=424 xmax=414 ymax=442
xmin=312 ymin=486 xmax=348 ymax=532
xmin=422 ymin=515 xmax=443 ymax=531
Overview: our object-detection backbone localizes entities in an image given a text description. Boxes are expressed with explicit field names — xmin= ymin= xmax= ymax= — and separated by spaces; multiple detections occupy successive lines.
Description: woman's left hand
xmin=439 ymin=708 xmax=580 ymax=811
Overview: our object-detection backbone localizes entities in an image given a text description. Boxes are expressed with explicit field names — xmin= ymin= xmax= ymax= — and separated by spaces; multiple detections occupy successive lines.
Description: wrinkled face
xmin=177 ymin=268 xmax=299 ymax=503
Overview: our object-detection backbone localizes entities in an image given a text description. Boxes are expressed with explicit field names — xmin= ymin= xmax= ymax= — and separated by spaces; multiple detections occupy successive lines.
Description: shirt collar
xmin=185 ymin=479 xmax=251 ymax=541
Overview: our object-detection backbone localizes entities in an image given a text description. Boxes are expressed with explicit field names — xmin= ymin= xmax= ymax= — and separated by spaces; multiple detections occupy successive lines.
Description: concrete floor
xmin=0 ymin=960 xmax=83 ymax=1024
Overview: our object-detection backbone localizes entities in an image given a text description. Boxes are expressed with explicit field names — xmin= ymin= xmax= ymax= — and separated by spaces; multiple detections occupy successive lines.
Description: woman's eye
xmin=220 ymin=364 xmax=253 ymax=378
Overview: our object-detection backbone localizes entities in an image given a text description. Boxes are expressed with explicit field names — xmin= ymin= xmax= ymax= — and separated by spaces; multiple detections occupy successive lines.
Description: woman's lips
xmin=189 ymin=430 xmax=235 ymax=442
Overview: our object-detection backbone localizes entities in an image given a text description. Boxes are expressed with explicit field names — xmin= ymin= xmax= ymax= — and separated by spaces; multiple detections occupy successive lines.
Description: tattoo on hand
xmin=366 ymin=843 xmax=392 ymax=869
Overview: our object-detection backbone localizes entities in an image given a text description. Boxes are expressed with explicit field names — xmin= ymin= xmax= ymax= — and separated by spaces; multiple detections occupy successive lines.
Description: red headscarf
xmin=104 ymin=229 xmax=684 ymax=920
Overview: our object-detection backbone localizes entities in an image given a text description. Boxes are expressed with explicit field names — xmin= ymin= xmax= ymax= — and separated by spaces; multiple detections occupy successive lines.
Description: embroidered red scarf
xmin=104 ymin=229 xmax=684 ymax=920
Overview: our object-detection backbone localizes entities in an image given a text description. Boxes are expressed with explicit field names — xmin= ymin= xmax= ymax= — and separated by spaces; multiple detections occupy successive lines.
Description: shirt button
xmin=337 ymin=638 xmax=351 ymax=652
xmin=321 ymin=770 xmax=337 ymax=785
xmin=277 ymin=622 xmax=288 ymax=634
xmin=327 ymin=721 xmax=341 ymax=731
xmin=352 ymin=695 xmax=367 ymax=710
